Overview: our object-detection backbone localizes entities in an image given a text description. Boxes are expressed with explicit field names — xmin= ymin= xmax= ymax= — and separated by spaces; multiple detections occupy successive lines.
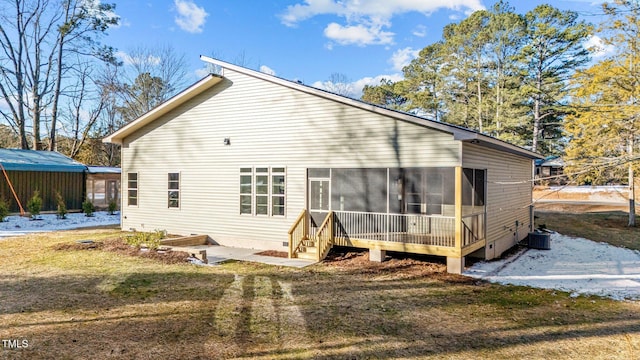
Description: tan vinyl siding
xmin=121 ymin=69 xmax=461 ymax=250
xmin=462 ymin=143 xmax=533 ymax=259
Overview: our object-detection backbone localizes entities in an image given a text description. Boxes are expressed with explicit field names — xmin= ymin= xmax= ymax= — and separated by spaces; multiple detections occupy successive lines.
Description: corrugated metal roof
xmin=535 ymin=155 xmax=564 ymax=167
xmin=0 ymin=149 xmax=87 ymax=173
xmin=87 ymin=166 xmax=121 ymax=174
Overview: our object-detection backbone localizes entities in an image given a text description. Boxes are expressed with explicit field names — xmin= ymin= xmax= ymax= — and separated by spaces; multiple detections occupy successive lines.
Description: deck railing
xmin=291 ymin=209 xmax=486 ymax=259
xmin=462 ymin=212 xmax=485 ymax=247
xmin=288 ymin=209 xmax=308 ymax=258
xmin=332 ymin=210 xmax=458 ymax=247
xmin=315 ymin=211 xmax=334 ymax=261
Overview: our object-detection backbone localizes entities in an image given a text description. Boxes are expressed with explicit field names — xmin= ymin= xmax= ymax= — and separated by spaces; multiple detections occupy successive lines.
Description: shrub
xmin=123 ymin=229 xmax=166 ymax=250
xmin=108 ymin=200 xmax=117 ymax=215
xmin=55 ymin=191 xmax=67 ymax=219
xmin=82 ymin=200 xmax=95 ymax=217
xmin=27 ymin=191 xmax=42 ymax=220
xmin=0 ymin=198 xmax=8 ymax=222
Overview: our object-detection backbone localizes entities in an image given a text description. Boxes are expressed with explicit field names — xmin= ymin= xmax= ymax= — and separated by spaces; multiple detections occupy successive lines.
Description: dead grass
xmin=53 ymin=238 xmax=192 ymax=265
xmin=1 ymin=229 xmax=639 ymax=359
xmin=535 ymin=210 xmax=640 ymax=250
xmin=255 ymin=250 xmax=288 ymax=258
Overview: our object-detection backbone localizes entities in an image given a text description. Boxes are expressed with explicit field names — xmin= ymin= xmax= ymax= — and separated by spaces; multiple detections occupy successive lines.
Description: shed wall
xmin=120 ymin=69 xmax=462 ymax=250
xmin=0 ymin=171 xmax=85 ymax=213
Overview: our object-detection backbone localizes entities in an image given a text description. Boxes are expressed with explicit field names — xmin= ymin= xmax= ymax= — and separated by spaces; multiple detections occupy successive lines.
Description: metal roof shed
xmin=0 ymin=149 xmax=87 ymax=213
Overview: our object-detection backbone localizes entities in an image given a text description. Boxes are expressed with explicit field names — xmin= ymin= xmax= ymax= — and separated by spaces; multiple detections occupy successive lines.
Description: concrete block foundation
xmin=369 ymin=249 xmax=386 ymax=262
xmin=447 ymin=256 xmax=465 ymax=274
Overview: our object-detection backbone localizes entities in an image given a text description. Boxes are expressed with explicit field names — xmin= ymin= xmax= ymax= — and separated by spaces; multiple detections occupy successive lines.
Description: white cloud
xmin=585 ymin=35 xmax=615 ymax=59
xmin=115 ymin=18 xmax=131 ymax=28
xmin=259 ymin=65 xmax=277 ymax=76
xmin=312 ymin=73 xmax=403 ymax=98
xmin=412 ymin=24 xmax=427 ymax=37
xmin=324 ymin=22 xmax=394 ymax=46
xmin=281 ymin=0 xmax=485 ymax=26
xmin=195 ymin=67 xmax=210 ymax=78
xmin=174 ymin=0 xmax=208 ymax=33
xmin=115 ymin=51 xmax=161 ymax=66
xmin=390 ymin=47 xmax=420 ymax=71
xmin=280 ymin=0 xmax=485 ymax=46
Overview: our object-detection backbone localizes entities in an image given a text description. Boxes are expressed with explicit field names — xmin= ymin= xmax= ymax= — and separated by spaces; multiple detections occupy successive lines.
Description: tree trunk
xmin=532 ymin=64 xmax=542 ymax=153
xmin=629 ymin=138 xmax=636 ymax=227
xmin=477 ymin=55 xmax=483 ymax=133
xmin=32 ymin=96 xmax=41 ymax=150
xmin=49 ymin=2 xmax=71 ymax=152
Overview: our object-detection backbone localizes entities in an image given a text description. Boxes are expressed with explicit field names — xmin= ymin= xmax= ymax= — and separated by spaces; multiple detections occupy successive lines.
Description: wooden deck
xmin=334 ymin=234 xmax=485 ymax=258
xmin=289 ymin=209 xmax=486 ymax=261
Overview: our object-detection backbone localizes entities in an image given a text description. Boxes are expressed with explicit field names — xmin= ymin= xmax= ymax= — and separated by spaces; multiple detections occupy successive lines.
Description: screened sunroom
xmin=289 ymin=166 xmax=487 ymax=264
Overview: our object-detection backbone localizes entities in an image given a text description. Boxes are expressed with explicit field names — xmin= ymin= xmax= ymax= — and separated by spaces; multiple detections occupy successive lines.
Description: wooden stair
xmin=288 ymin=210 xmax=334 ymax=262
xmin=295 ymin=238 xmax=318 ymax=260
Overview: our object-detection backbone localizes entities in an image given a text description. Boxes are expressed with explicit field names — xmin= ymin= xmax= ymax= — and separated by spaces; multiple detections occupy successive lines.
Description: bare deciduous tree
xmin=0 ymin=0 xmax=117 ymax=150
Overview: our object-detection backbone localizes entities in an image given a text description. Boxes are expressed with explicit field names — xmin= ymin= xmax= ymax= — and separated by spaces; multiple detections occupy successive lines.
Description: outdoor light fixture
xmin=224 ymin=137 xmax=231 ymax=145
xmin=470 ymin=139 xmax=480 ymax=144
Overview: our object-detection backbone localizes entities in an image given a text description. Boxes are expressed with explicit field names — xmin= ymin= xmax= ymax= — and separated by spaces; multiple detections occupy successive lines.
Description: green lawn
xmin=0 ymin=228 xmax=639 ymax=359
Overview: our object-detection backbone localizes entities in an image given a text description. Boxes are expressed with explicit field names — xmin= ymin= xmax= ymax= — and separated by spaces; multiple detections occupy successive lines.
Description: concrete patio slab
xmin=168 ymin=244 xmax=316 ymax=268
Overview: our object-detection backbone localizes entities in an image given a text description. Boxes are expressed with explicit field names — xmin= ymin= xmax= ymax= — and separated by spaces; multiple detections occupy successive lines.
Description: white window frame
xmin=168 ymin=172 xmax=180 ymax=209
xmin=254 ymin=167 xmax=269 ymax=216
xmin=271 ymin=167 xmax=286 ymax=217
xmin=127 ymin=172 xmax=138 ymax=207
xmin=239 ymin=167 xmax=286 ymax=216
xmin=240 ymin=168 xmax=253 ymax=215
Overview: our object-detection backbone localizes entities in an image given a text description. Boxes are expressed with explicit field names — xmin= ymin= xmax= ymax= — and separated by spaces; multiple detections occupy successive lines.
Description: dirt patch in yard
xmin=53 ymin=238 xmax=192 ymax=264
xmin=321 ymin=247 xmax=476 ymax=283
xmin=255 ymin=250 xmax=288 ymax=258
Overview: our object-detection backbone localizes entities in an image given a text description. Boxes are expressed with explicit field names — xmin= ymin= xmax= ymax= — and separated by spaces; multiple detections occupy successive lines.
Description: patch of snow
xmin=546 ymin=185 xmax=627 ymax=193
xmin=188 ymin=256 xmax=215 ymax=266
xmin=465 ymin=233 xmax=640 ymax=301
xmin=0 ymin=211 xmax=120 ymax=239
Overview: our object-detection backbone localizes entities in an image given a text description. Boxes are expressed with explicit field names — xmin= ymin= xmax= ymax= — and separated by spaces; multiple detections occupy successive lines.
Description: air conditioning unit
xmin=528 ymin=231 xmax=551 ymax=250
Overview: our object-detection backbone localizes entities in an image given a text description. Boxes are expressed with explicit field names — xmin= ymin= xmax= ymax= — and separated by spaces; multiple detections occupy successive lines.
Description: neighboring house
xmin=535 ymin=156 xmax=566 ymax=185
xmin=104 ymin=57 xmax=543 ymax=273
xmin=86 ymin=166 xmax=121 ymax=210
xmin=0 ymin=149 xmax=86 ymax=212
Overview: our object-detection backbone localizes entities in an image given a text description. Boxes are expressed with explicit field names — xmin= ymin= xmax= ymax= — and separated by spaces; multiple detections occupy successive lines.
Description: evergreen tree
xmin=518 ymin=5 xmax=592 ymax=153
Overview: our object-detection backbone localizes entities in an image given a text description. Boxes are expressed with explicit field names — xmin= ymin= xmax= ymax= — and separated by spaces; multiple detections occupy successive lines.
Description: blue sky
xmin=106 ymin=0 xmax=610 ymax=97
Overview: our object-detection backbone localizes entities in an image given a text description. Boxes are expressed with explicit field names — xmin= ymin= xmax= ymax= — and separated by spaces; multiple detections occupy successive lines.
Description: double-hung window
xmin=255 ymin=168 xmax=269 ymax=215
xmin=168 ymin=173 xmax=180 ymax=208
xmin=127 ymin=173 xmax=138 ymax=206
xmin=240 ymin=168 xmax=253 ymax=214
xmin=239 ymin=167 xmax=285 ymax=216
xmin=271 ymin=168 xmax=286 ymax=216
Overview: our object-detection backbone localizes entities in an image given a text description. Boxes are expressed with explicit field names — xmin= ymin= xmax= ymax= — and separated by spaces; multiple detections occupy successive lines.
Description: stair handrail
xmin=315 ymin=211 xmax=334 ymax=261
xmin=288 ymin=209 xmax=308 ymax=258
